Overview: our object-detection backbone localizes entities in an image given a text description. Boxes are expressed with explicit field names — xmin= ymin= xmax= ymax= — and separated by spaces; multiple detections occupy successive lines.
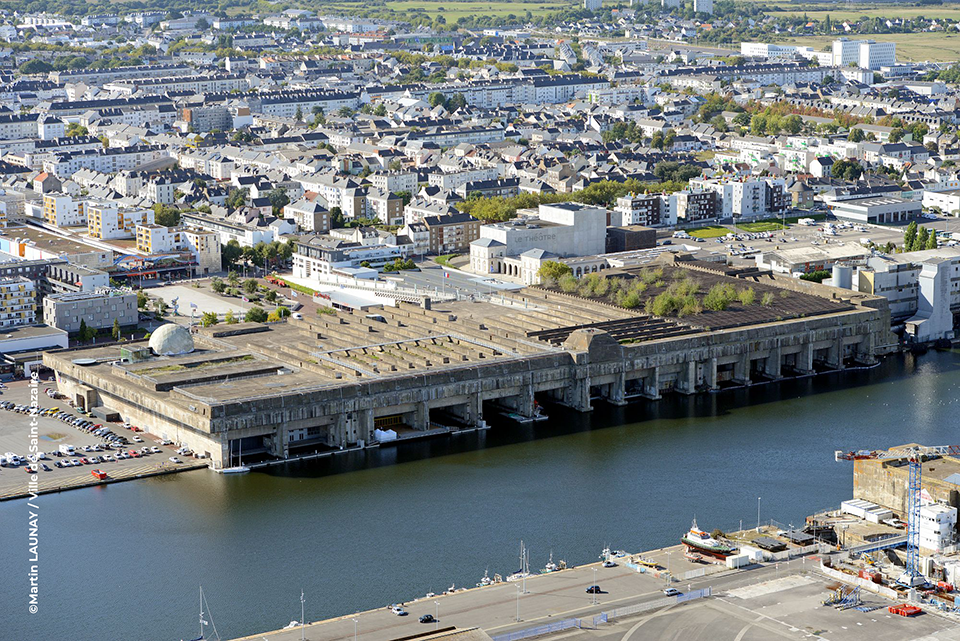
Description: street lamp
xmin=353 ymin=618 xmax=358 ymax=641
xmin=516 ymin=584 xmax=521 ymax=622
xmin=665 ymin=551 xmax=672 ymax=582
xmin=435 ymin=601 xmax=439 ymax=630
xmin=757 ymin=497 xmax=762 ymax=532
xmin=592 ymin=567 xmax=597 ymax=605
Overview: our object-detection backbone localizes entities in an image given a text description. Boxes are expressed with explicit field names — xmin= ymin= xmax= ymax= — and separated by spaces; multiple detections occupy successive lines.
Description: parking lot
xmin=0 ymin=379 xmax=204 ymax=500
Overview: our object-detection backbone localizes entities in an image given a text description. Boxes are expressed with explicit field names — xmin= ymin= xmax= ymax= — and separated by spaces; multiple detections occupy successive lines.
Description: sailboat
xmin=505 ymin=540 xmax=531 ymax=582
xmin=220 ymin=440 xmax=250 ymax=474
xmin=183 ymin=586 xmax=220 ymax=641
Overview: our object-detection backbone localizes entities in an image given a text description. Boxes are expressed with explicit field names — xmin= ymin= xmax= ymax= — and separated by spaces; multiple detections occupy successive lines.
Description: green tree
xmin=244 ymin=306 xmax=268 ymax=323
xmin=242 ymin=278 xmax=259 ymax=294
xmin=264 ymin=289 xmax=278 ymax=303
xmin=201 ymin=311 xmax=219 ymax=327
xmin=222 ymin=240 xmax=242 ymax=269
xmin=136 ymin=290 xmax=148 ymax=309
xmin=156 ymin=299 xmax=168 ymax=316
xmin=926 ymin=229 xmax=939 ymax=250
xmin=373 ymin=103 xmax=387 ymax=117
xmin=224 ymin=310 xmax=238 ymax=324
xmin=904 ymin=221 xmax=918 ymax=252
xmin=889 ymin=127 xmax=904 ymax=143
xmin=267 ymin=188 xmax=290 ymax=216
xmin=295 ymin=105 xmax=303 ymax=121
xmin=211 ymin=277 xmax=226 ymax=294
xmin=111 ymin=318 xmax=120 ymax=341
xmin=226 ymin=188 xmax=248 ymax=211
xmin=848 ymin=127 xmax=865 ymax=142
xmin=428 ymin=91 xmax=447 ymax=108
xmin=538 ymin=260 xmax=573 ymax=281
xmin=916 ymin=227 xmax=930 ymax=252
xmin=152 ymin=203 xmax=180 ymax=227
xmin=66 ymin=123 xmax=88 ymax=137
xmin=78 ymin=318 xmax=95 ymax=343
xmin=19 ymin=59 xmax=53 ymax=75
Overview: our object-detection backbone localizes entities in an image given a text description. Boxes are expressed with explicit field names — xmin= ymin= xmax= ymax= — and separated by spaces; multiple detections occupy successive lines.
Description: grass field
xmin=687 ymin=226 xmax=731 ymax=238
xmin=736 ymin=221 xmax=787 ymax=232
xmin=774 ymin=32 xmax=960 ymax=62
xmin=769 ymin=5 xmax=960 ymax=21
xmin=319 ymin=0 xmax=570 ymax=21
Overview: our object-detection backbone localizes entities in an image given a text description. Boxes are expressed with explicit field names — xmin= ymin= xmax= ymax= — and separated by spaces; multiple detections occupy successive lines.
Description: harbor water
xmin=3 ymin=350 xmax=960 ymax=640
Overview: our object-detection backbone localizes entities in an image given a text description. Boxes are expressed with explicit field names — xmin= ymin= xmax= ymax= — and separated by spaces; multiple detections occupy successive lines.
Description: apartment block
xmin=0 ymin=277 xmax=36 ymax=329
xmin=42 ymin=193 xmax=86 ymax=227
xmin=136 ymin=223 xmax=183 ymax=254
xmin=42 ymin=288 xmax=137 ymax=333
xmin=87 ymin=203 xmax=154 ymax=240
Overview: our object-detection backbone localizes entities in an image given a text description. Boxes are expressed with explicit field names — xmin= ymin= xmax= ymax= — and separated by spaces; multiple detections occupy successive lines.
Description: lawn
xmin=321 ymin=0 xmax=570 ymax=21
xmin=736 ymin=221 xmax=786 ymax=232
xmin=773 ymin=32 xmax=960 ymax=62
xmin=687 ymin=225 xmax=731 ymax=239
xmin=769 ymin=5 xmax=960 ymax=21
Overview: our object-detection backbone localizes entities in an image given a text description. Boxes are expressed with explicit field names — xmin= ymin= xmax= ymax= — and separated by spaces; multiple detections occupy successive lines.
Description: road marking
xmin=733 ymin=620 xmax=758 ymax=641
xmin=618 ymin=604 xmax=679 ymax=641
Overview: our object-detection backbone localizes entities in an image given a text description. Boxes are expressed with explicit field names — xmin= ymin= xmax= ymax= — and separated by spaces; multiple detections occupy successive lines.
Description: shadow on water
xmin=264 ymin=352 xmax=941 ymax=481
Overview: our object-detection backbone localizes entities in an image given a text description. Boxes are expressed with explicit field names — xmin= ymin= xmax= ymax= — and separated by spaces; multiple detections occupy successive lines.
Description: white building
xmin=919 ymin=503 xmax=957 ymax=553
xmin=0 ymin=277 xmax=36 ymax=329
xmin=832 ymin=38 xmax=896 ymax=70
xmin=694 ymin=0 xmax=712 ymax=14
xmin=613 ymin=193 xmax=677 ymax=228
xmin=584 ymin=0 xmax=602 ymax=10
xmin=470 ymin=203 xmax=606 ymax=280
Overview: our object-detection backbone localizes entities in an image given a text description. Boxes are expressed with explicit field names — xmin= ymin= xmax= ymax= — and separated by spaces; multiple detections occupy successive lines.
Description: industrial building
xmin=46 ymin=256 xmax=894 ymax=469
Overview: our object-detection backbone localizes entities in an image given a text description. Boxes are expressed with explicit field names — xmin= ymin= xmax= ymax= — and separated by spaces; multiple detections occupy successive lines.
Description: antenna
xmin=301 ymin=589 xmax=306 ymax=641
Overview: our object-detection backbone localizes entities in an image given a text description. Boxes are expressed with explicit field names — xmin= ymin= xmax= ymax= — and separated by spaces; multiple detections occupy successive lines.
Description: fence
xmin=491 ymin=617 xmax=582 ymax=641
xmin=493 ymin=587 xmax=714 ymax=641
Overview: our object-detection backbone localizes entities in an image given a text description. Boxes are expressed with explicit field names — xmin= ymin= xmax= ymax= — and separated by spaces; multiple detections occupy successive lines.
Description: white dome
xmin=148 ymin=323 xmax=195 ymax=356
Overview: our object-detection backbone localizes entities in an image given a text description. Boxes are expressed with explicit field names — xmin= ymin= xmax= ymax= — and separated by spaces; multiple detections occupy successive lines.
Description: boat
xmin=681 ymin=518 xmax=737 ymax=558
xmin=183 ymin=586 xmax=220 ymax=641
xmin=218 ymin=440 xmax=250 ymax=474
xmin=91 ymin=469 xmax=107 ymax=480
xmin=599 ymin=546 xmax=611 ymax=561
xmin=637 ymin=557 xmax=660 ymax=568
xmin=505 ymin=540 xmax=531 ymax=582
xmin=541 ymin=551 xmax=566 ymax=573
xmin=503 ymin=404 xmax=548 ymax=424
xmin=477 ymin=568 xmax=496 ymax=587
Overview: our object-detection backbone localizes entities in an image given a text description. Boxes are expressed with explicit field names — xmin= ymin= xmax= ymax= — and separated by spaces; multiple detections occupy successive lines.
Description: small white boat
xmin=477 ymin=569 xmax=495 ymax=587
xmin=219 ymin=466 xmax=250 ymax=474
xmin=506 ymin=540 xmax=531 ymax=582
xmin=599 ymin=546 xmax=611 ymax=561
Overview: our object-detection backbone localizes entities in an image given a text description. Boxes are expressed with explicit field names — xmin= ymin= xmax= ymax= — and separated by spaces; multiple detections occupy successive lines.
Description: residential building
xmin=42 ymin=288 xmax=137 ymax=333
xmin=0 ymin=277 xmax=36 ymax=328
xmin=87 ymin=203 xmax=154 ymax=240
xmin=283 ymin=198 xmax=331 ymax=233
xmin=423 ymin=213 xmax=481 ymax=254
xmin=42 ymin=193 xmax=85 ymax=227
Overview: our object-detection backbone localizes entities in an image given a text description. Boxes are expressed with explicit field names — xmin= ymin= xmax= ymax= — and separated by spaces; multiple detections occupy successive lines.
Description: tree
xmin=78 ymin=318 xmax=95 ymax=343
xmin=242 ymin=278 xmax=259 ymax=294
xmin=848 ymin=127 xmax=865 ymax=142
xmin=156 ymin=300 xmax=168 ymax=316
xmin=265 ymin=289 xmax=278 ymax=303
xmin=224 ymin=310 xmax=238 ymax=324
xmin=211 ymin=277 xmax=226 ymax=294
xmin=428 ymin=91 xmax=447 ymax=108
xmin=926 ymin=229 xmax=939 ymax=250
xmin=227 ymin=270 xmax=240 ymax=287
xmin=19 ymin=59 xmax=53 ymax=75
xmin=373 ymin=103 xmax=387 ymax=117
xmin=137 ymin=290 xmax=149 ymax=309
xmin=201 ymin=311 xmax=219 ymax=327
xmin=222 ymin=240 xmax=242 ymax=269
xmin=66 ymin=122 xmax=88 ymax=137
xmin=226 ymin=188 xmax=248 ymax=211
xmin=904 ymin=221 xmax=918 ymax=252
xmin=889 ymin=127 xmax=905 ymax=143
xmin=831 ymin=159 xmax=863 ymax=182
xmin=267 ymin=188 xmax=289 ymax=216
xmin=330 ymin=207 xmax=345 ymax=228
xmin=447 ymin=93 xmax=467 ymax=111
xmin=245 ymin=306 xmax=268 ymax=323
xmin=153 ymin=203 xmax=180 ymax=227
xmin=195 ymin=17 xmax=210 ymax=30
xmin=295 ymin=105 xmax=303 ymax=122
xmin=538 ymin=260 xmax=573 ymax=281
xmin=916 ymin=227 xmax=930 ymax=252
xmin=111 ymin=318 xmax=120 ymax=341
xmin=733 ymin=112 xmax=751 ymax=127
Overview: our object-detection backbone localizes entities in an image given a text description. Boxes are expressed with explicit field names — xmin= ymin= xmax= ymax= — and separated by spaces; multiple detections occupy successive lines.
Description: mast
xmin=199 ymin=586 xmax=204 ymax=640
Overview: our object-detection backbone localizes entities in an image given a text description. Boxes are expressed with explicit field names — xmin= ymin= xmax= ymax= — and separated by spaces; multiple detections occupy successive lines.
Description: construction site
xmin=44 ymin=255 xmax=895 ymax=469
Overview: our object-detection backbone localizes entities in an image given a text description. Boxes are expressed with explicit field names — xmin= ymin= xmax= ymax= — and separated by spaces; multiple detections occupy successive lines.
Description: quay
xmin=228 ymin=535 xmax=956 ymax=641
xmin=43 ymin=257 xmax=895 ymax=471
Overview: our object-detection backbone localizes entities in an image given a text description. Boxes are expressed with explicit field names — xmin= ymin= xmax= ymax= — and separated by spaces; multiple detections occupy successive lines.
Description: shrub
xmin=761 ymin=292 xmax=775 ymax=306
xmin=738 ymin=287 xmax=755 ymax=306
xmin=639 ymin=267 xmax=663 ymax=284
xmin=558 ymin=274 xmax=578 ymax=293
xmin=703 ymin=282 xmax=738 ymax=311
xmin=620 ymin=290 xmax=641 ymax=308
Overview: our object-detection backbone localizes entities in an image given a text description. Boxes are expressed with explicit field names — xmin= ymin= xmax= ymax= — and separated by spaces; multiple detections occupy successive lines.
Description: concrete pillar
xmin=798 ymin=343 xmax=814 ymax=374
xmin=855 ymin=334 xmax=877 ymax=365
xmin=705 ymin=357 xmax=718 ymax=391
xmin=415 ymin=401 xmax=429 ymax=430
xmin=564 ymin=376 xmax=592 ymax=411
xmin=765 ymin=347 xmax=781 ymax=379
xmin=357 ymin=409 xmax=374 ymax=444
xmin=330 ymin=414 xmax=347 ymax=448
xmin=733 ymin=353 xmax=750 ymax=385
xmin=826 ymin=338 xmax=845 ymax=370
xmin=643 ymin=367 xmax=661 ymax=400
xmin=605 ymin=372 xmax=627 ymax=405
xmin=677 ymin=361 xmax=697 ymax=395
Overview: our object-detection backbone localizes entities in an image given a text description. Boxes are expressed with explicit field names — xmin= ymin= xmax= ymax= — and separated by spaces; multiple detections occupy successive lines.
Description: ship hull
xmin=682 ymin=538 xmax=736 ymax=559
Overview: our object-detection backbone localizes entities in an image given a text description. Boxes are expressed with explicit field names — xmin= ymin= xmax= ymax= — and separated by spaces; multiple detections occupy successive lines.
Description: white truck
xmin=59 ymin=444 xmax=75 ymax=456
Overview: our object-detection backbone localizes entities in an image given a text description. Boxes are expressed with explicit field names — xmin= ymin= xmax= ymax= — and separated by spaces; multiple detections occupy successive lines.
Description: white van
xmin=59 ymin=444 xmax=75 ymax=455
